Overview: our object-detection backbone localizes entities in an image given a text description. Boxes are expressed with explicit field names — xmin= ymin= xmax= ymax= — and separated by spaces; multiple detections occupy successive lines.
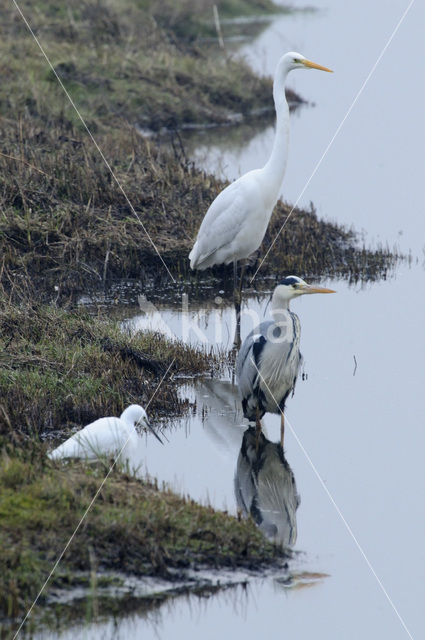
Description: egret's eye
xmin=293 ymin=58 xmax=300 ymax=63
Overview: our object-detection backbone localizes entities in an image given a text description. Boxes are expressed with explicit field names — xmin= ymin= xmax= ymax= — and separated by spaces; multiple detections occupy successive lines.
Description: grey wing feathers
xmin=236 ymin=321 xmax=273 ymax=403
xmin=236 ymin=315 xmax=302 ymax=420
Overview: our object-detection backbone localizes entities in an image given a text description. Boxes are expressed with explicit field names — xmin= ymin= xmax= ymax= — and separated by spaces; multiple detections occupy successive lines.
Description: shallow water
xmin=36 ymin=0 xmax=425 ymax=638
xmin=41 ymin=261 xmax=425 ymax=639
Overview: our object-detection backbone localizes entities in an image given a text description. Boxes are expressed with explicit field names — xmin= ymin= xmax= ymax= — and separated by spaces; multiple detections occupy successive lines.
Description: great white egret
xmin=47 ymin=404 xmax=162 ymax=461
xmin=189 ymin=52 xmax=332 ymax=345
xmin=236 ymin=276 xmax=335 ymax=446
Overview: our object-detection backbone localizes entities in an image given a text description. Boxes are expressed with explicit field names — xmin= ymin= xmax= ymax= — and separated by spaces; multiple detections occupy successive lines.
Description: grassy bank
xmin=0 ymin=0 xmax=397 ymax=300
xmin=0 ymin=116 xmax=397 ymax=302
xmin=0 ymin=451 xmax=285 ymax=621
xmin=2 ymin=0 xmax=283 ymax=134
xmin=0 ymin=295 xmax=222 ymax=440
xmin=0 ymin=293 xmax=269 ymax=623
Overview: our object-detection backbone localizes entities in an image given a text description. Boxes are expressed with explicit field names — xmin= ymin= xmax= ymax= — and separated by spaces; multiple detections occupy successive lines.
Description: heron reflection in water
xmin=194 ymin=379 xmax=300 ymax=546
xmin=235 ymin=426 xmax=300 ymax=547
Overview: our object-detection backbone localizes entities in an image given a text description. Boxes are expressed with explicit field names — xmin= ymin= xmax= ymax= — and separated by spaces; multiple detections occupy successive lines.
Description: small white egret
xmin=189 ymin=52 xmax=332 ymax=345
xmin=236 ymin=276 xmax=335 ymax=446
xmin=47 ymin=404 xmax=162 ymax=461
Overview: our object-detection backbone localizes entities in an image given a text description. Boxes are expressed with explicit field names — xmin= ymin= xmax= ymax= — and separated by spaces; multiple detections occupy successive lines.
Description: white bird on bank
xmin=47 ymin=404 xmax=162 ymax=461
xmin=189 ymin=52 xmax=333 ymax=273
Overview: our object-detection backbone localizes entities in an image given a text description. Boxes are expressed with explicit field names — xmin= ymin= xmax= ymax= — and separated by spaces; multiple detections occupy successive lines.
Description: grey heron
xmin=235 ymin=426 xmax=300 ymax=546
xmin=189 ymin=52 xmax=332 ymax=346
xmin=236 ymin=276 xmax=335 ymax=446
xmin=48 ymin=404 xmax=162 ymax=461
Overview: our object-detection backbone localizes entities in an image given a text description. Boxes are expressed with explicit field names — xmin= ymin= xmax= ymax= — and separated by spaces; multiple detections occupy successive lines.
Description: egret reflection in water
xmin=235 ymin=426 xmax=300 ymax=546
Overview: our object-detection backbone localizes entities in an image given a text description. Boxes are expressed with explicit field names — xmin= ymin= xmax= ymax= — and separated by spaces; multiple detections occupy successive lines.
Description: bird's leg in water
xmin=280 ymin=411 xmax=285 ymax=448
xmin=238 ymin=264 xmax=245 ymax=300
xmin=255 ymin=407 xmax=262 ymax=452
xmin=233 ymin=259 xmax=241 ymax=349
xmin=233 ymin=259 xmax=238 ymax=299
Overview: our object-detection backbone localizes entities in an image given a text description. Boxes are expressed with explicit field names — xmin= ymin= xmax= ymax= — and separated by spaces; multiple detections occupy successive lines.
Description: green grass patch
xmin=1 ymin=0 xmax=281 ymax=133
xmin=0 ymin=296 xmax=220 ymax=439
xmin=0 ymin=449 xmax=285 ymax=619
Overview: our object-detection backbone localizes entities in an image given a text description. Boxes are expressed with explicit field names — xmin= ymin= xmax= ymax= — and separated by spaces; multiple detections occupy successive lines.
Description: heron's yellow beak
xmin=302 ymin=59 xmax=333 ymax=73
xmin=301 ymin=284 xmax=336 ymax=294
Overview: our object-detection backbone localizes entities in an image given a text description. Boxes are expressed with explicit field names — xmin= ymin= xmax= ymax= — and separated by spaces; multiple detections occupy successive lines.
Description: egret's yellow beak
xmin=302 ymin=59 xmax=333 ymax=73
xmin=301 ymin=284 xmax=336 ymax=294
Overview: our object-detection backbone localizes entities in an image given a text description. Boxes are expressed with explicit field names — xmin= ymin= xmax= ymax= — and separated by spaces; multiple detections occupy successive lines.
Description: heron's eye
xmin=292 ymin=284 xmax=298 ymax=289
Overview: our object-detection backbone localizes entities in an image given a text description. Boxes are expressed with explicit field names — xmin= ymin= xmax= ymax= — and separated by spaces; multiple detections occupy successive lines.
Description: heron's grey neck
xmin=271 ymin=292 xmax=291 ymax=320
xmin=263 ymin=62 xmax=290 ymax=189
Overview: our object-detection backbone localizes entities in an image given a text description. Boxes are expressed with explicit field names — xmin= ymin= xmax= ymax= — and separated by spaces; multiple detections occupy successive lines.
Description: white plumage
xmin=47 ymin=404 xmax=160 ymax=461
xmin=189 ymin=52 xmax=332 ymax=271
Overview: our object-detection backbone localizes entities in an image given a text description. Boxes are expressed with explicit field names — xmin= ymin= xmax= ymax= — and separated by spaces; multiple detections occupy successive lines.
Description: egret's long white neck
xmin=263 ymin=58 xmax=290 ymax=190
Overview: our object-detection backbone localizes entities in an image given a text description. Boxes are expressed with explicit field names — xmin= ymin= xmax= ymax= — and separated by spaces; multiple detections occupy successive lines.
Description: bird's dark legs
xmin=233 ymin=300 xmax=241 ymax=349
xmin=280 ymin=410 xmax=285 ymax=449
xmin=233 ymin=259 xmax=241 ymax=349
xmin=255 ymin=407 xmax=262 ymax=451
xmin=233 ymin=259 xmax=238 ymax=297
xmin=238 ymin=264 xmax=246 ymax=300
xmin=233 ymin=261 xmax=246 ymax=350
